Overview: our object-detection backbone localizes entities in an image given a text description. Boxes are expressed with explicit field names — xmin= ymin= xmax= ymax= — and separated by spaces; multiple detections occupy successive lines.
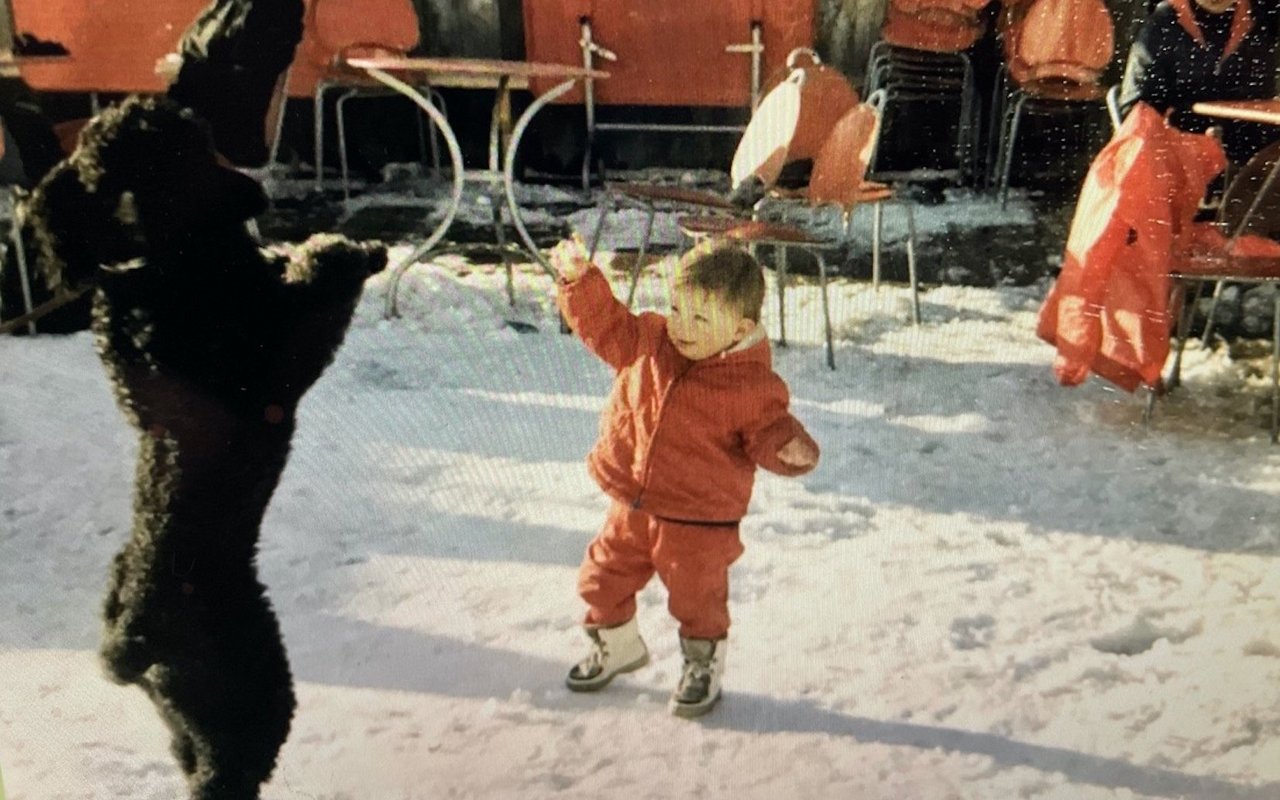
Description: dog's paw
xmin=290 ymin=234 xmax=387 ymax=284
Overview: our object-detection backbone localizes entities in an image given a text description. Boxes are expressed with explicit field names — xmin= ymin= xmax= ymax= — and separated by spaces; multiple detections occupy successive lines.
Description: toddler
xmin=552 ymin=239 xmax=819 ymax=718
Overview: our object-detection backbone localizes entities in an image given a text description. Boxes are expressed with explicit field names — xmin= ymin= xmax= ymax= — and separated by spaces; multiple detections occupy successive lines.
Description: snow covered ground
xmin=3 ymin=219 xmax=1280 ymax=799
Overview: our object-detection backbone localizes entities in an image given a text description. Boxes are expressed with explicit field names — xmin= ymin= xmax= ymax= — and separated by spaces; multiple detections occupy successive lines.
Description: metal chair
xmin=989 ymin=0 xmax=1114 ymax=207
xmin=585 ymin=67 xmax=810 ymax=307
xmin=587 ymin=49 xmax=864 ymax=309
xmin=678 ymin=95 xmax=921 ymax=370
xmin=991 ymin=76 xmax=1110 ymax=208
xmin=1154 ymin=246 xmax=1280 ymax=442
xmin=274 ymin=0 xmax=443 ymax=200
xmin=1105 ymin=83 xmax=1122 ymax=131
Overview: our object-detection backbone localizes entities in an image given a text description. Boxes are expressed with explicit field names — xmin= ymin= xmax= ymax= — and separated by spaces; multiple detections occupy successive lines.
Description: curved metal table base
xmin=359 ymin=68 xmax=580 ymax=321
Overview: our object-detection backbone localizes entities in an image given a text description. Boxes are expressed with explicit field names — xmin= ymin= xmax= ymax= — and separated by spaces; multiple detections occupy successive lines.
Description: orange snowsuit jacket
xmin=1037 ymin=102 xmax=1226 ymax=391
xmin=559 ymin=266 xmax=819 ymax=524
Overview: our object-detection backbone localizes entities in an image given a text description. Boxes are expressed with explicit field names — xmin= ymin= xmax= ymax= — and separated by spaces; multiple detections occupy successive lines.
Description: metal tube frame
xmin=577 ymin=18 xmax=764 ymax=190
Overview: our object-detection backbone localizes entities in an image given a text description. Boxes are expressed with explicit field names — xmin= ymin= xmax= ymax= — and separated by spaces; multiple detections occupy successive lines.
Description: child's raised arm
xmin=549 ymin=235 xmax=593 ymax=283
xmin=553 ymin=236 xmax=648 ymax=371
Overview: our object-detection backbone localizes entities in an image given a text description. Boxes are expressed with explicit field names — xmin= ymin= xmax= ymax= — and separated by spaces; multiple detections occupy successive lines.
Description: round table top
xmin=1191 ymin=99 xmax=1280 ymax=127
xmin=346 ymin=56 xmax=608 ymax=82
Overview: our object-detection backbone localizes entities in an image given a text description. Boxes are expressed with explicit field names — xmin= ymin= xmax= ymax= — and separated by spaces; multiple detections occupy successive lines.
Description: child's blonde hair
xmin=674 ymin=243 xmax=766 ymax=322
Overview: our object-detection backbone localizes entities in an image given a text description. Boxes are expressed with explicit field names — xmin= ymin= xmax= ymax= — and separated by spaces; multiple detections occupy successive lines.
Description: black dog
xmin=24 ymin=94 xmax=385 ymax=799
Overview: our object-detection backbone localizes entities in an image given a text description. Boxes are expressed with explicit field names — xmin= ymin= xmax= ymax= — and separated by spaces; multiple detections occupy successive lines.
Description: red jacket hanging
xmin=1037 ymin=102 xmax=1226 ymax=391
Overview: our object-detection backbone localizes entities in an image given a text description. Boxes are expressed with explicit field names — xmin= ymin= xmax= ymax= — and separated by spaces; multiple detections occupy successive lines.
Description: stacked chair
xmin=865 ymin=0 xmax=990 ymax=183
xmin=989 ymin=0 xmax=1114 ymax=206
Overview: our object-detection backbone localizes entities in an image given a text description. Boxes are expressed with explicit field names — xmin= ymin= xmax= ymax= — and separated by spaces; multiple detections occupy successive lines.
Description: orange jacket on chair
xmin=558 ymin=267 xmax=818 ymax=524
xmin=1037 ymin=102 xmax=1226 ymax=391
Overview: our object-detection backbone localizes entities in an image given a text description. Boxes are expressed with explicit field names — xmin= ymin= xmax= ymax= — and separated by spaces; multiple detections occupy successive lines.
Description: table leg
xmin=360 ymin=66 xmax=466 ymax=319
xmin=504 ymin=78 xmax=583 ymax=281
xmin=1272 ymin=293 xmax=1279 ymax=443
xmin=489 ymin=76 xmax=516 ymax=307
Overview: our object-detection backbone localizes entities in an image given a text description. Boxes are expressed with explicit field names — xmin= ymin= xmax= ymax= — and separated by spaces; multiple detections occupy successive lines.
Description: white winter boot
xmin=565 ymin=617 xmax=650 ymax=692
xmin=669 ymin=637 xmax=725 ymax=718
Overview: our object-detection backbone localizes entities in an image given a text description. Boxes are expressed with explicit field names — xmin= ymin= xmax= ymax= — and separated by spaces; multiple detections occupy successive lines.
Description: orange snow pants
xmin=578 ymin=502 xmax=745 ymax=640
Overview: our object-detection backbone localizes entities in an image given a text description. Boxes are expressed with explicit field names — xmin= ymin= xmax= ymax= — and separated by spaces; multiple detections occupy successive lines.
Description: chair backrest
xmin=759 ymin=48 xmax=860 ymax=162
xmin=287 ymin=0 xmax=419 ymax=94
xmin=1105 ymin=84 xmax=1122 ymax=131
xmin=1012 ymin=0 xmax=1113 ymax=85
xmin=1219 ymin=140 xmax=1280 ymax=241
xmin=729 ymin=69 xmax=802 ymax=192
xmin=309 ymin=0 xmax=419 ymax=58
xmin=807 ymin=98 xmax=882 ymax=209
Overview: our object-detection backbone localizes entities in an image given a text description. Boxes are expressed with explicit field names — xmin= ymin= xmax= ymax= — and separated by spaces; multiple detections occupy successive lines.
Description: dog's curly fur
xmin=24 ymin=94 xmax=386 ymax=799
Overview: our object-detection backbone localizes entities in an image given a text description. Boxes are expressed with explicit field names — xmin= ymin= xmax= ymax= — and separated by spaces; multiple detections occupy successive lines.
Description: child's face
xmin=667 ymin=284 xmax=755 ymax=360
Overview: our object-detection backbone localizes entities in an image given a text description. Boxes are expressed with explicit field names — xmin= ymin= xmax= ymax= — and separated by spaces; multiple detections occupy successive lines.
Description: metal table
xmin=344 ymin=57 xmax=607 ymax=318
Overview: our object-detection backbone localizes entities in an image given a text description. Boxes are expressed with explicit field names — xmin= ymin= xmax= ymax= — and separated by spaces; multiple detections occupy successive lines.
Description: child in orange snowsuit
xmin=551 ymin=239 xmax=819 ymax=718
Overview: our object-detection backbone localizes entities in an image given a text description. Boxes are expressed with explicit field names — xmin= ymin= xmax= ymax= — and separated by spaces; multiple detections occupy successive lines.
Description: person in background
xmin=1118 ymin=0 xmax=1280 ymax=164
xmin=550 ymin=238 xmax=820 ymax=718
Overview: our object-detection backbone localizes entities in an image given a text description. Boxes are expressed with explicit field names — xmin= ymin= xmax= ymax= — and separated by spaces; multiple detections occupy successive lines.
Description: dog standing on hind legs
xmin=24 ymin=94 xmax=386 ymax=799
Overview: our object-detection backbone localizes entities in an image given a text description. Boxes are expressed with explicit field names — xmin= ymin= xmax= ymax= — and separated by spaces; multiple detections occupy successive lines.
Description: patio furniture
xmin=284 ymin=0 xmax=441 ymax=199
xmin=989 ymin=0 xmax=1114 ymax=207
xmin=1181 ymin=102 xmax=1280 ymax=345
xmin=677 ymin=94 xmax=921 ymax=370
xmin=1145 ymin=99 xmax=1280 ymax=440
xmin=587 ymin=49 xmax=864 ymax=309
xmin=864 ymin=43 xmax=978 ymax=184
xmin=1156 ymin=247 xmax=1280 ymax=441
xmin=348 ymin=57 xmax=606 ymax=318
xmin=585 ymin=65 xmax=809 ymax=307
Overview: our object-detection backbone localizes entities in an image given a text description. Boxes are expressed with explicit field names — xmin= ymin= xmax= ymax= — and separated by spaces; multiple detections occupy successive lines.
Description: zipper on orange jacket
xmin=631 ymin=360 xmax=693 ymax=510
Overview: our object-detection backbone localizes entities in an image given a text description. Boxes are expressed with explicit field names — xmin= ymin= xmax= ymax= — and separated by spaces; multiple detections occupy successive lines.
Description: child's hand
xmin=776 ymin=436 xmax=818 ymax=469
xmin=550 ymin=235 xmax=591 ymax=282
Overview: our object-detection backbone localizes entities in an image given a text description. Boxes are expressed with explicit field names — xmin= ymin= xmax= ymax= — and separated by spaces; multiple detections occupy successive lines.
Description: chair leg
xmin=986 ymin=66 xmax=1011 ymax=188
xmin=871 ymin=201 xmax=883 ymax=289
xmin=12 ymin=227 xmax=36 ymax=335
xmin=489 ymin=185 xmax=515 ymax=307
xmin=1271 ymin=294 xmax=1279 ymax=443
xmin=427 ymin=88 xmax=447 ymax=178
xmin=903 ymin=202 xmax=920 ymax=325
xmin=777 ymin=246 xmax=789 ymax=348
xmin=1142 ymin=385 xmax=1159 ymax=425
xmin=999 ymin=93 xmax=1029 ymax=210
xmin=815 ymin=250 xmax=835 ymax=370
xmin=1167 ymin=279 xmax=1201 ymax=391
xmin=313 ymin=84 xmax=328 ymax=194
xmin=412 ymin=92 xmax=431 ymax=177
xmin=335 ymin=89 xmax=359 ymax=203
xmin=267 ymin=68 xmax=291 ymax=172
xmin=625 ymin=205 xmax=656 ymax=309
xmin=1201 ymin=279 xmax=1226 ymax=346
xmin=587 ymin=195 xmax=614 ymax=263
xmin=956 ymin=59 xmax=975 ymax=185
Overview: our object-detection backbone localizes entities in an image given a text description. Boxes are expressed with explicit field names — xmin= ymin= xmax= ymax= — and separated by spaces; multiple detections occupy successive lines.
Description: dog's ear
xmin=23 ymin=163 xmax=127 ymax=292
